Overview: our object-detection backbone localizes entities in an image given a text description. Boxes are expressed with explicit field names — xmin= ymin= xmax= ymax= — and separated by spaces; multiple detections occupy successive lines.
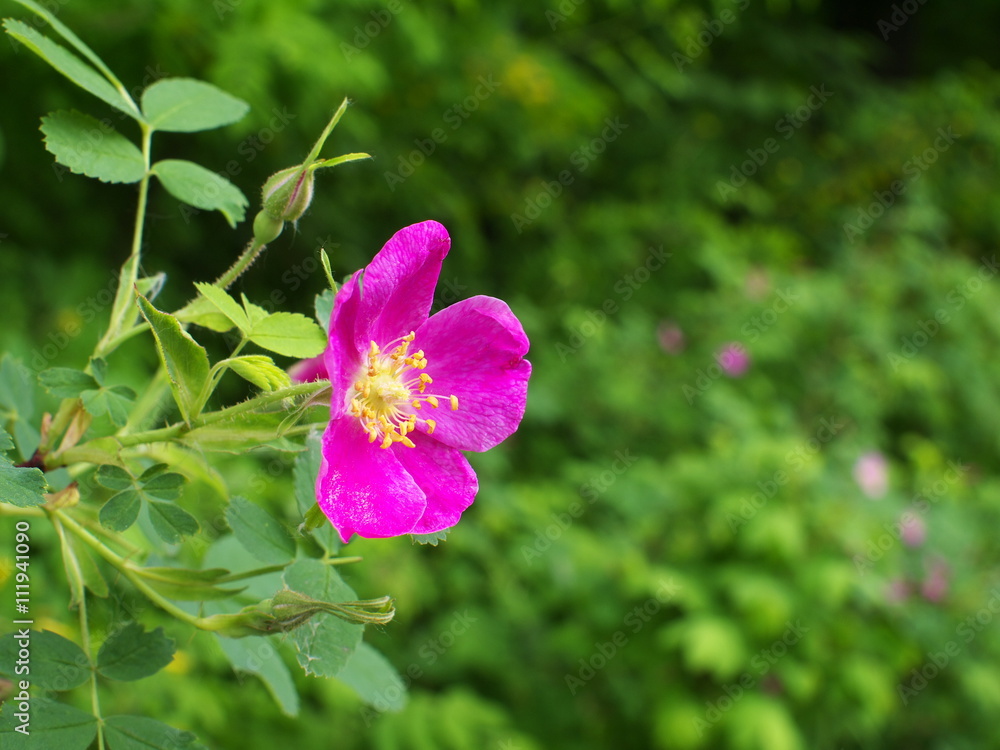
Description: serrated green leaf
xmin=0 ymin=427 xmax=13 ymax=453
xmin=216 ymin=634 xmax=300 ymax=717
xmin=152 ymin=159 xmax=247 ymax=227
xmin=315 ymin=288 xmax=335 ymax=334
xmin=97 ymin=622 xmax=175 ymax=682
xmin=175 ymin=294 xmax=236 ymax=332
xmin=0 ymin=697 xmax=97 ymax=749
xmin=99 ymin=488 xmax=142 ymax=531
xmin=136 ymin=292 xmax=211 ymax=423
xmin=9 ymin=0 xmax=128 ymax=96
xmin=193 ymin=282 xmax=249 ymax=332
xmin=0 ymin=630 xmax=89 ymax=690
xmin=3 ymin=19 xmax=135 ymax=117
xmin=141 ymin=472 xmax=186 ymax=501
xmin=147 ymin=500 xmax=199 ymax=543
xmin=337 ymin=642 xmax=408 ymax=711
xmin=224 ymin=356 xmax=292 ymax=392
xmin=0 ymin=462 xmax=48 ymax=507
xmin=141 ymin=77 xmax=249 ymax=133
xmin=103 ymin=715 xmax=197 ymax=750
xmin=95 ymin=464 xmax=132 ymax=491
xmin=283 ymin=558 xmax=363 ymax=677
xmin=294 ymin=432 xmax=340 ymax=553
xmin=81 ymin=385 xmax=134 ymax=427
xmin=411 ymin=529 xmax=450 ymax=546
xmin=226 ymin=496 xmax=296 ymax=565
xmin=241 ymin=294 xmax=269 ymax=326
xmin=137 ymin=566 xmax=244 ymax=601
xmin=40 ymin=110 xmax=145 ymax=184
xmin=249 ymin=312 xmax=327 ymax=358
xmin=39 ymin=367 xmax=99 ymax=398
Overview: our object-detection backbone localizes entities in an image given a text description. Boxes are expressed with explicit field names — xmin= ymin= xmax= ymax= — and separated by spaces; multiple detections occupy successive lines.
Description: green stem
xmin=214 ymin=556 xmax=362 ymax=585
xmin=215 ymin=237 xmax=268 ymax=290
xmin=52 ymin=516 xmax=105 ymax=749
xmin=95 ymin=124 xmax=153 ymax=359
xmin=54 ymin=380 xmax=329 ymax=464
xmin=54 ymin=510 xmax=207 ymax=630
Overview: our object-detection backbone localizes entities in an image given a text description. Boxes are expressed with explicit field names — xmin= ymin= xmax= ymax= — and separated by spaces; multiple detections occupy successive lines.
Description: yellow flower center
xmin=349 ymin=332 xmax=458 ymax=449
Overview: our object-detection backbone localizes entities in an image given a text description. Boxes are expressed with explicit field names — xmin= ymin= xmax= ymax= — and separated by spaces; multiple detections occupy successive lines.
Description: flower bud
xmin=198 ymin=588 xmax=395 ymax=637
xmin=252 ymin=209 xmax=284 ymax=245
xmin=260 ymin=164 xmax=316 ymax=224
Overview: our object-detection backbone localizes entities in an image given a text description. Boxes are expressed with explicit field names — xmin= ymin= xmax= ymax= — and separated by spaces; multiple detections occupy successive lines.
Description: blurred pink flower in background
xmin=885 ymin=578 xmax=911 ymax=605
xmin=922 ymin=560 xmax=949 ymax=603
xmin=900 ymin=514 xmax=927 ymax=547
xmin=657 ymin=321 xmax=685 ymax=354
xmin=717 ymin=343 xmax=749 ymax=377
xmin=853 ymin=451 xmax=889 ymax=499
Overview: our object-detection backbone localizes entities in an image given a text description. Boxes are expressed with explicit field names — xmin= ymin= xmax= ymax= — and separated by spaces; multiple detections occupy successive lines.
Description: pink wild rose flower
xmin=302 ymin=220 xmax=531 ymax=542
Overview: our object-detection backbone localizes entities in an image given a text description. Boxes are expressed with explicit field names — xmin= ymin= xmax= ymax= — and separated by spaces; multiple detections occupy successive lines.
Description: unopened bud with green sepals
xmin=251 ymin=97 xmax=372 ymax=247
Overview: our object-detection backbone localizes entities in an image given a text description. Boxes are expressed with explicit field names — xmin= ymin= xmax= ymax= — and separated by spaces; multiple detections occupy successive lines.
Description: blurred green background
xmin=3 ymin=0 xmax=1000 ymax=748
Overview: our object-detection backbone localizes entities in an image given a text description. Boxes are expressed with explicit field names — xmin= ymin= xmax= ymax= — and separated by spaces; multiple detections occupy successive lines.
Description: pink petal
xmin=353 ymin=221 xmax=450 ymax=352
xmin=288 ymin=355 xmax=328 ymax=384
xmin=317 ymin=417 xmax=427 ymax=542
xmin=395 ymin=433 xmax=478 ymax=534
xmin=325 ymin=270 xmax=364 ymax=417
xmin=412 ymin=295 xmax=530 ymax=452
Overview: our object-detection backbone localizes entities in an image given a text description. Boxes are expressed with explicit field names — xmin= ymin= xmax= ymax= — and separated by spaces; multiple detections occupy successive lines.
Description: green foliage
xmin=135 ymin=292 xmax=211 ymax=423
xmin=151 ymin=160 xmax=248 ymax=227
xmin=0 ymin=697 xmax=97 ymax=749
xmin=140 ymin=78 xmax=249 ymax=133
xmin=97 ymin=622 xmax=176 ymax=682
xmin=102 ymin=715 xmax=199 ymax=750
xmin=40 ymin=111 xmax=145 ymax=184
xmin=226 ymin=495 xmax=296 ymax=565
xmin=0 ymin=630 xmax=89 ymax=690
xmin=0 ymin=426 xmax=46 ymax=507
xmin=284 ymin=558 xmax=364 ymax=677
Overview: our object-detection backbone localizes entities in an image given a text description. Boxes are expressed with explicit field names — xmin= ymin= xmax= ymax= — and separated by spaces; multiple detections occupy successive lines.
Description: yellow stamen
xmin=349 ymin=333 xmax=460 ymax=450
